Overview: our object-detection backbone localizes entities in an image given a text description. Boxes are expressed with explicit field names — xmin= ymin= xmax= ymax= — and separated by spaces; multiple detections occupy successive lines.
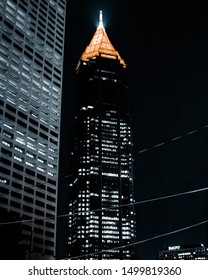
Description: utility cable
xmin=136 ymin=123 xmax=208 ymax=154
xmin=0 ymin=173 xmax=73 ymax=198
xmin=1 ymin=122 xmax=208 ymax=199
xmin=0 ymin=185 xmax=208 ymax=226
xmin=68 ymin=219 xmax=208 ymax=259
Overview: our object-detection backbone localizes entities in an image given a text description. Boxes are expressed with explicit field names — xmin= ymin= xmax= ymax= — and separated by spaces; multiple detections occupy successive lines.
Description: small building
xmin=159 ymin=243 xmax=208 ymax=260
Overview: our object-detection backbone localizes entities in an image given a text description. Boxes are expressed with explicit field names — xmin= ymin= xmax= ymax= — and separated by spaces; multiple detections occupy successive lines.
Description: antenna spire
xmin=98 ymin=10 xmax=104 ymax=28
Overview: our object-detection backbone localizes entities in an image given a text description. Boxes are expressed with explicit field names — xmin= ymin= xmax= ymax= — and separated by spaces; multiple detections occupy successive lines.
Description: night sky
xmin=58 ymin=0 xmax=208 ymax=259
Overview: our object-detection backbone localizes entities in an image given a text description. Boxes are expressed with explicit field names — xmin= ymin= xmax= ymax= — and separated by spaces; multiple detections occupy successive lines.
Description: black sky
xmin=58 ymin=0 xmax=208 ymax=259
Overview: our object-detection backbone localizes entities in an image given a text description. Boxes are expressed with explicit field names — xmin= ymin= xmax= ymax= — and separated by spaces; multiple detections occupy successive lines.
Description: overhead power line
xmin=1 ymin=122 xmax=208 ymax=200
xmin=0 ymin=186 xmax=208 ymax=226
xmin=66 ymin=219 xmax=208 ymax=259
xmin=136 ymin=123 xmax=208 ymax=155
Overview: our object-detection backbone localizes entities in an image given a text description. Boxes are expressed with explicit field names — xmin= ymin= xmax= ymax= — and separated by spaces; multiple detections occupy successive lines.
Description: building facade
xmin=68 ymin=12 xmax=136 ymax=259
xmin=0 ymin=0 xmax=66 ymax=259
xmin=159 ymin=244 xmax=208 ymax=260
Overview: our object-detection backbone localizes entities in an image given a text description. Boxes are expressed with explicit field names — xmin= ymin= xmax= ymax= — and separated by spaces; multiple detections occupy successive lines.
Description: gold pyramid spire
xmin=80 ymin=11 xmax=126 ymax=68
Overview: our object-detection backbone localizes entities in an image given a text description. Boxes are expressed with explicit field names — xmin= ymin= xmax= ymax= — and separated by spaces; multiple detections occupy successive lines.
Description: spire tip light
xmin=98 ymin=10 xmax=104 ymax=28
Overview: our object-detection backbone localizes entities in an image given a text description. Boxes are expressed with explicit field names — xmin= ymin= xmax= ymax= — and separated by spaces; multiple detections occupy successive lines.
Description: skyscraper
xmin=0 ymin=0 xmax=66 ymax=259
xmin=68 ymin=11 xmax=136 ymax=260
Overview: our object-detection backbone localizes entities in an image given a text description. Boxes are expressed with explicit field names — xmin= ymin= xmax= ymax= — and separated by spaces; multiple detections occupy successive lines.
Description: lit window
xmin=14 ymin=155 xmax=23 ymax=162
xmin=26 ymin=161 xmax=34 ymax=167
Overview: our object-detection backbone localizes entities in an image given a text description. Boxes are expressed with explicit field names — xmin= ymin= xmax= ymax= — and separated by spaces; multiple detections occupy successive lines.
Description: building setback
xmin=68 ymin=12 xmax=136 ymax=259
xmin=0 ymin=0 xmax=66 ymax=259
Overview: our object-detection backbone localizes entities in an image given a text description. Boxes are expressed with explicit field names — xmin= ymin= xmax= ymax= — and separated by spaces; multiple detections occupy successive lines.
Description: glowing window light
xmin=7 ymin=98 xmax=15 ymax=104
xmin=48 ymin=172 xmax=54 ymax=177
xmin=26 ymin=161 xmax=34 ymax=167
xmin=37 ymin=167 xmax=45 ymax=172
xmin=102 ymin=172 xmax=118 ymax=177
xmin=38 ymin=158 xmax=44 ymax=163
xmin=16 ymin=138 xmax=25 ymax=145
xmin=14 ymin=155 xmax=23 ymax=162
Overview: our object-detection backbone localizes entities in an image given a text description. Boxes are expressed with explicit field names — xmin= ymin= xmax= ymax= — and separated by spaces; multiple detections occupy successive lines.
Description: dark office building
xmin=0 ymin=0 xmax=66 ymax=259
xmin=68 ymin=12 xmax=136 ymax=259
xmin=159 ymin=244 xmax=208 ymax=260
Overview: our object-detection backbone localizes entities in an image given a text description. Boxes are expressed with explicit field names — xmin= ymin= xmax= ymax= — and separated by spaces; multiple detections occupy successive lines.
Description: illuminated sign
xmin=168 ymin=246 xmax=181 ymax=251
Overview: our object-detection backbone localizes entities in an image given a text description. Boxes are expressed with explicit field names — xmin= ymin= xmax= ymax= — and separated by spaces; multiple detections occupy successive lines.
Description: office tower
xmin=68 ymin=12 xmax=136 ymax=259
xmin=159 ymin=244 xmax=208 ymax=260
xmin=0 ymin=0 xmax=66 ymax=259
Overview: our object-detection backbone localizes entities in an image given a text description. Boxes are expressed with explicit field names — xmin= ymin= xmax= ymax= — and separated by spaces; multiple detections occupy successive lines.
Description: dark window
xmin=45 ymin=240 xmax=54 ymax=246
xmin=34 ymin=228 xmax=43 ymax=234
xmin=46 ymin=204 xmax=55 ymax=211
xmin=40 ymin=124 xmax=48 ymax=132
xmin=54 ymin=73 xmax=61 ymax=80
xmin=37 ymin=32 xmax=44 ymax=41
xmin=45 ymin=249 xmax=53 ymax=255
xmin=29 ymin=118 xmax=38 ymax=126
xmin=34 ymin=219 xmax=44 ymax=226
xmin=36 ymin=191 xmax=45 ymax=199
xmin=47 ymin=187 xmax=56 ymax=194
xmin=24 ymin=196 xmax=33 ymax=203
xmin=11 ymin=181 xmax=22 ymax=190
xmin=24 ymin=50 xmax=33 ymax=60
xmin=46 ymin=222 xmax=55 ymax=229
xmin=28 ymin=12 xmax=36 ymax=21
xmin=45 ymin=60 xmax=52 ymax=68
xmin=54 ymin=67 xmax=61 ymax=74
xmin=48 ymin=179 xmax=56 ymax=186
xmin=5 ymin=112 xmax=15 ymax=121
xmin=46 ymin=41 xmax=53 ymax=48
xmin=29 ymin=126 xmax=38 ymax=134
xmin=13 ymin=42 xmax=23 ymax=52
xmin=44 ymin=66 xmax=52 ymax=75
xmin=25 ymin=44 xmax=33 ymax=53
xmin=13 ymin=162 xmax=24 ymax=171
xmin=35 ymin=58 xmax=43 ymax=67
xmin=1 ymin=148 xmax=12 ymax=157
xmin=23 ymin=205 xmax=33 ymax=212
xmin=18 ymin=111 xmax=28 ymax=120
xmin=35 ymin=200 xmax=44 ymax=207
xmin=25 ymin=168 xmax=35 ymax=176
xmin=25 ymin=177 xmax=34 ymax=185
xmin=0 ymin=197 xmax=8 ymax=204
xmin=17 ymin=119 xmax=27 ymax=128
xmin=37 ymin=174 xmax=46 ymax=181
xmin=2 ymin=33 xmax=12 ymax=43
xmin=11 ymin=191 xmax=21 ymax=199
xmin=18 ymin=3 xmax=27 ymax=13
xmin=39 ymin=131 xmax=48 ymax=140
xmin=35 ymin=52 xmax=43 ymax=61
xmin=0 ymin=186 xmax=9 ymax=194
xmin=4 ymin=20 xmax=13 ymax=30
xmin=45 ymin=231 xmax=54 ymax=237
xmin=6 ymin=104 xmax=16 ymax=113
xmin=54 ymin=81 xmax=60 ymax=87
xmin=47 ymin=195 xmax=55 ymax=202
xmin=13 ymin=172 xmax=23 ymax=180
xmin=25 ymin=187 xmax=34 ymax=195
xmin=15 ymin=28 xmax=24 ymax=38
xmin=35 ymin=209 xmax=44 ymax=216
xmin=50 ymin=138 xmax=57 ymax=145
xmin=11 ymin=200 xmax=21 ymax=208
xmin=1 ymin=157 xmax=11 ymax=166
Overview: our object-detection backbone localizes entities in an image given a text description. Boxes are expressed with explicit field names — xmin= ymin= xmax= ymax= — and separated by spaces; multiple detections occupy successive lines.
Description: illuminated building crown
xmin=80 ymin=11 xmax=126 ymax=68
